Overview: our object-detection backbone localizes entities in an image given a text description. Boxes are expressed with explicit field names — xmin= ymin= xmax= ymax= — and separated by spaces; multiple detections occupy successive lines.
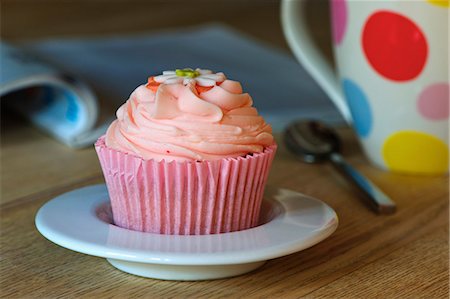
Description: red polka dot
xmin=362 ymin=11 xmax=428 ymax=82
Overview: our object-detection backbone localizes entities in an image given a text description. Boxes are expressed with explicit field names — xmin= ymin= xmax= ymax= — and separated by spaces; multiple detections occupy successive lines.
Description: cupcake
xmin=95 ymin=68 xmax=276 ymax=235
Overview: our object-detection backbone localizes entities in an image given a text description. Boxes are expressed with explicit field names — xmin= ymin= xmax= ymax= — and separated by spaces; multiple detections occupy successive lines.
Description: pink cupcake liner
xmin=95 ymin=137 xmax=277 ymax=235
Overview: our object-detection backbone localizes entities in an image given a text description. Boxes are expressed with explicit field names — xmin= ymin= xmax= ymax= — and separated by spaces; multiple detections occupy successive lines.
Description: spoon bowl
xmin=284 ymin=119 xmax=396 ymax=214
xmin=284 ymin=120 xmax=340 ymax=163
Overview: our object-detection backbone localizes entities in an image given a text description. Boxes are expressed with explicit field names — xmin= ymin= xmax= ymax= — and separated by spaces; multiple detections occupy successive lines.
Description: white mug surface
xmin=282 ymin=0 xmax=449 ymax=175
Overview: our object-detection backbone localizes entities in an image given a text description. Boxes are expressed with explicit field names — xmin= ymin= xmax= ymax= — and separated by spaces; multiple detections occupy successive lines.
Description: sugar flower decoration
xmin=153 ymin=68 xmax=226 ymax=87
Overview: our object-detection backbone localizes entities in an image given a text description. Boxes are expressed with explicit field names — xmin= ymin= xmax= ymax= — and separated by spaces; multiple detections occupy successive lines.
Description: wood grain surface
xmin=1 ymin=1 xmax=448 ymax=298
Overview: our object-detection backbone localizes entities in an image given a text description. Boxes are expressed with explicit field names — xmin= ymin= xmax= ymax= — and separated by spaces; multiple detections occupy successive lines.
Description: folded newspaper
xmin=1 ymin=42 xmax=104 ymax=147
xmin=0 ymin=24 xmax=343 ymax=148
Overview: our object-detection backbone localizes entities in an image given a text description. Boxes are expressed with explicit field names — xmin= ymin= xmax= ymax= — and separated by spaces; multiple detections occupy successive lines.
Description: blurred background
xmin=2 ymin=0 xmax=331 ymax=55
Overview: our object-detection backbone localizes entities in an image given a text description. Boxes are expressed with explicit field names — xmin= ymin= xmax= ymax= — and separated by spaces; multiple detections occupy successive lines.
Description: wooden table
xmin=1 ymin=1 xmax=448 ymax=298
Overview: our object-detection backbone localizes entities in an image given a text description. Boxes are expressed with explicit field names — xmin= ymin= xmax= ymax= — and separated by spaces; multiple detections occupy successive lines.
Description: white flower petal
xmin=154 ymin=74 xmax=177 ymax=83
xmin=215 ymin=72 xmax=226 ymax=81
xmin=195 ymin=77 xmax=216 ymax=87
xmin=162 ymin=70 xmax=176 ymax=75
xmin=199 ymin=74 xmax=217 ymax=80
xmin=200 ymin=74 xmax=225 ymax=82
xmin=196 ymin=69 xmax=212 ymax=75
xmin=165 ymin=77 xmax=184 ymax=84
xmin=183 ymin=78 xmax=196 ymax=85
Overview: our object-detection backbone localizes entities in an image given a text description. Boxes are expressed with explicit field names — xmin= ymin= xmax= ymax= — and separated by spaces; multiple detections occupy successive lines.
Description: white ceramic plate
xmin=35 ymin=184 xmax=338 ymax=281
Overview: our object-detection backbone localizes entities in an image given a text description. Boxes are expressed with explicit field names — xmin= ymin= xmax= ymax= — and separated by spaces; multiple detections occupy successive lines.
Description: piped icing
xmin=105 ymin=68 xmax=274 ymax=162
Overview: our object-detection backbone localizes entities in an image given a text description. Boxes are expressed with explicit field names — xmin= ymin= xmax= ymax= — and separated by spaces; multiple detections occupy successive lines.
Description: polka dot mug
xmin=282 ymin=0 xmax=449 ymax=175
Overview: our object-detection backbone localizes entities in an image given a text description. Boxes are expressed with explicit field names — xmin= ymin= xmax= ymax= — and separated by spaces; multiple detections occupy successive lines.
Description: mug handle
xmin=281 ymin=0 xmax=352 ymax=124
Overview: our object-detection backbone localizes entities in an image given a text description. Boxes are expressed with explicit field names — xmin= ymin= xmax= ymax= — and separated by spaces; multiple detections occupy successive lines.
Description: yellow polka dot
xmin=427 ymin=0 xmax=449 ymax=7
xmin=383 ymin=131 xmax=449 ymax=175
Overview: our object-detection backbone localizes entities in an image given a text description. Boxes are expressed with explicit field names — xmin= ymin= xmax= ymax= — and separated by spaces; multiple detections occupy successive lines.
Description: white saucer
xmin=35 ymin=184 xmax=338 ymax=281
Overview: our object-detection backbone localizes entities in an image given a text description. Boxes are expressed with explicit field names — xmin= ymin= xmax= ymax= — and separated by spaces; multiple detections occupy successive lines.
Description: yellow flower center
xmin=175 ymin=68 xmax=200 ymax=78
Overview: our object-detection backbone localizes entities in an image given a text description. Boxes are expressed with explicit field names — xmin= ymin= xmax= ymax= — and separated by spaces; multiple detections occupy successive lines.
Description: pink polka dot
xmin=331 ymin=0 xmax=347 ymax=45
xmin=362 ymin=11 xmax=428 ymax=81
xmin=417 ymin=83 xmax=449 ymax=120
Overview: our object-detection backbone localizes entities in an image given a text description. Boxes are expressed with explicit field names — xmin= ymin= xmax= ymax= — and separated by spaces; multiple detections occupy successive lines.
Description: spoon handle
xmin=329 ymin=153 xmax=396 ymax=214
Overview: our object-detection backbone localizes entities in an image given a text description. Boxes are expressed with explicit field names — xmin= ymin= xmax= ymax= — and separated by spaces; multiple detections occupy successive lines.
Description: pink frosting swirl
xmin=105 ymin=79 xmax=274 ymax=161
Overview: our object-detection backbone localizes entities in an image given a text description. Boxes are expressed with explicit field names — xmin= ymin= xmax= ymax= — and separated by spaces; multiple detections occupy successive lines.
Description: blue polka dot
xmin=342 ymin=79 xmax=373 ymax=137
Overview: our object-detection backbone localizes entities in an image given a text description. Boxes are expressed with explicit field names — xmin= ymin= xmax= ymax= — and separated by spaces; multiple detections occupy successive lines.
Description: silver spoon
xmin=284 ymin=120 xmax=396 ymax=214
